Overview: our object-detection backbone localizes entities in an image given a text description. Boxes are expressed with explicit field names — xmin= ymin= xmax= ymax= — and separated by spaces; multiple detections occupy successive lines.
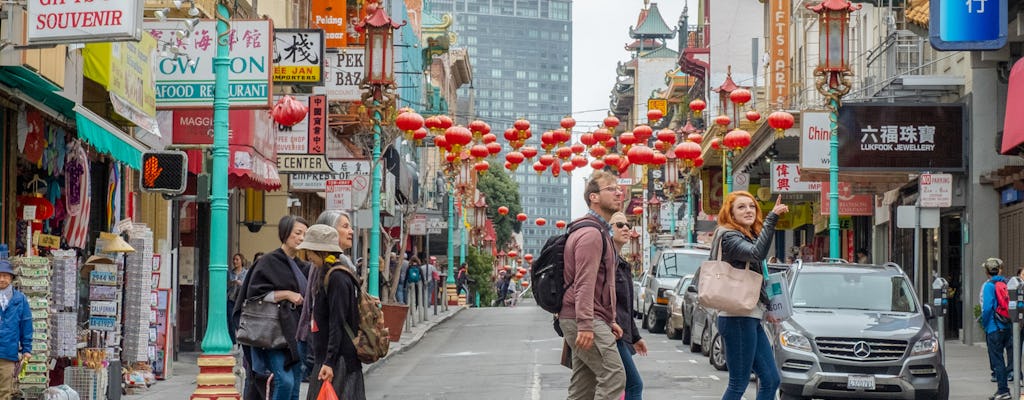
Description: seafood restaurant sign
xmin=28 ymin=0 xmax=144 ymax=45
xmin=145 ymin=20 xmax=273 ymax=108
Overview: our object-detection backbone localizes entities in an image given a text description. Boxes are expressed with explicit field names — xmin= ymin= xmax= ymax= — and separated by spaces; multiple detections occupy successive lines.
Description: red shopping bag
xmin=317 ymin=381 xmax=339 ymax=400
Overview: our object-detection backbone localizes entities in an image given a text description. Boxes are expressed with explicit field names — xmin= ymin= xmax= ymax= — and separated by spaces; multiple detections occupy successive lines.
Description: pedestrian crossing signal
xmin=140 ymin=151 xmax=187 ymax=195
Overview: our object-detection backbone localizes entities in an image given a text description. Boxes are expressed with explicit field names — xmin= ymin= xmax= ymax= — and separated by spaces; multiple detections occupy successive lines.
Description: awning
xmin=0 ymin=66 xmax=75 ymax=120
xmin=184 ymin=148 xmax=282 ymax=191
xmin=74 ymin=105 xmax=147 ymax=170
xmin=1002 ymin=58 xmax=1024 ymax=155
xmin=168 ymin=109 xmax=281 ymax=191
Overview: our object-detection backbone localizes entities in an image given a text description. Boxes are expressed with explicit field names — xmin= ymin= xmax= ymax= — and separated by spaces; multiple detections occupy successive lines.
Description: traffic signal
xmin=140 ymin=151 xmax=187 ymax=195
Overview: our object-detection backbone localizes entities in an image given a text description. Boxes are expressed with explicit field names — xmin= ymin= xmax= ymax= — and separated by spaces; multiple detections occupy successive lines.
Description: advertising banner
xmin=838 ymin=103 xmax=965 ymax=171
xmin=146 ymin=20 xmax=273 ymax=108
xmin=324 ymin=49 xmax=364 ymax=101
xmin=28 ymin=0 xmax=143 ymax=45
xmin=800 ymin=111 xmax=831 ymax=170
xmin=768 ymin=0 xmax=791 ymax=108
xmin=273 ymin=29 xmax=324 ymax=84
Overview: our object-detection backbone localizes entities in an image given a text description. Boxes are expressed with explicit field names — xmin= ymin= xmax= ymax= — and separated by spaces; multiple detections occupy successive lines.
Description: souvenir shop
xmin=1 ymin=101 xmax=172 ymax=399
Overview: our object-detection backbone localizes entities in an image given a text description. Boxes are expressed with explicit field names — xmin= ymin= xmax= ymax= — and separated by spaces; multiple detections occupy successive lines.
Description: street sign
xmin=930 ymin=0 xmax=1007 ymax=51
xmin=325 ymin=179 xmax=352 ymax=210
xmin=919 ymin=173 xmax=952 ymax=208
xmin=647 ymin=99 xmax=668 ymax=118
xmin=897 ymin=205 xmax=940 ymax=229
xmin=410 ymin=215 xmax=427 ymax=236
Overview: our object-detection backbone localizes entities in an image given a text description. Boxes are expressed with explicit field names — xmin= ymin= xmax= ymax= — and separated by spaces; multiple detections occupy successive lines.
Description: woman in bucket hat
xmin=299 ymin=223 xmax=365 ymax=400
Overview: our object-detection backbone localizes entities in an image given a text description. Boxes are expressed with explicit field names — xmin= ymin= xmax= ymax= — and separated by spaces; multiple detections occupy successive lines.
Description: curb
xmin=363 ymin=306 xmax=466 ymax=375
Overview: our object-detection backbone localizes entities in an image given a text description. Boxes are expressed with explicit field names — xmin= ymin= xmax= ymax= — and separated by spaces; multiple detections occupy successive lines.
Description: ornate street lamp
xmin=808 ymin=0 xmax=860 ymax=259
xmin=357 ymin=1 xmax=405 ymax=297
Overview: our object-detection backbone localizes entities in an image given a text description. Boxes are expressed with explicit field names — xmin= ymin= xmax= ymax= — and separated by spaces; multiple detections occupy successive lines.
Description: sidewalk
xmin=123 ymin=305 xmax=466 ymax=399
xmin=947 ymin=341 xmax=1008 ymax=399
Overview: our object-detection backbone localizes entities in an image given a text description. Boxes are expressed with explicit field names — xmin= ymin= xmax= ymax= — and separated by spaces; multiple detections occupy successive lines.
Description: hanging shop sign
xmin=310 ymin=0 xmax=347 ymax=48
xmin=27 ymin=0 xmax=143 ymax=45
xmin=930 ymin=0 xmax=1007 ymax=51
xmin=770 ymin=162 xmax=821 ymax=193
xmin=769 ymin=0 xmax=791 ymax=108
xmin=799 ymin=111 xmax=831 ymax=170
xmin=837 ymin=103 xmax=965 ymax=171
xmin=324 ymin=48 xmax=364 ymax=101
xmin=274 ymin=94 xmax=331 ymax=172
xmin=273 ymin=29 xmax=325 ymax=84
xmin=145 ymin=20 xmax=273 ymax=108
xmin=819 ymin=182 xmax=874 ymax=216
xmin=82 ymin=32 xmax=159 ymax=135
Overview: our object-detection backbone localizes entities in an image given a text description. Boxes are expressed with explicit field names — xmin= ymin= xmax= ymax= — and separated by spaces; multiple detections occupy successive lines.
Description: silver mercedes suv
xmin=775 ymin=261 xmax=948 ymax=400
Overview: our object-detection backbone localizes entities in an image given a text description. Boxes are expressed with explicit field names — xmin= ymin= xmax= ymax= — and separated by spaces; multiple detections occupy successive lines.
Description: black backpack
xmin=531 ymin=219 xmax=607 ymax=313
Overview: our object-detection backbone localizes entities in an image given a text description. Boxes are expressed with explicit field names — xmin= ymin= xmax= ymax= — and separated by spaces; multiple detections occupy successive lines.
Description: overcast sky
xmin=568 ymin=0 xmax=693 ymax=217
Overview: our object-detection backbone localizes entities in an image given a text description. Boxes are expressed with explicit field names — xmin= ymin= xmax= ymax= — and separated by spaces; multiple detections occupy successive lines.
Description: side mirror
xmin=923 ymin=304 xmax=934 ymax=320
xmin=686 ymin=285 xmax=698 ymax=293
xmin=664 ymin=290 xmax=676 ymax=298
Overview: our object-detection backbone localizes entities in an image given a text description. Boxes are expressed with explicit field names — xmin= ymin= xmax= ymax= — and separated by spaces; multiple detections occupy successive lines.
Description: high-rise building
xmin=429 ymin=0 xmax=573 ymax=255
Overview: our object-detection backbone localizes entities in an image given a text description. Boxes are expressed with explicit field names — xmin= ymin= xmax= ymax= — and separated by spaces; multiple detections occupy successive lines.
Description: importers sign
xmin=146 ymin=20 xmax=273 ymax=108
xmin=28 ymin=0 xmax=143 ymax=45
xmin=273 ymin=29 xmax=325 ymax=84
xmin=838 ymin=104 xmax=965 ymax=171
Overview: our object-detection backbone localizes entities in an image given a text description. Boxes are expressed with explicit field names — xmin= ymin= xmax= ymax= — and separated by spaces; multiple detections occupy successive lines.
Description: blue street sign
xmin=930 ymin=0 xmax=1007 ymax=50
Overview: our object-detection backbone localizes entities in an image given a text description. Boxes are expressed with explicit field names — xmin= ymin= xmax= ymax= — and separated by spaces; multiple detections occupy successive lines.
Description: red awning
xmin=1003 ymin=58 xmax=1024 ymax=155
xmin=172 ymin=109 xmax=281 ymax=191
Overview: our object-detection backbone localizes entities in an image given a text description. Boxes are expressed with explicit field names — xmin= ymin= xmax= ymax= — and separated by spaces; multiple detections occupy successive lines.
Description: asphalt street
xmin=364 ymin=299 xmax=754 ymax=399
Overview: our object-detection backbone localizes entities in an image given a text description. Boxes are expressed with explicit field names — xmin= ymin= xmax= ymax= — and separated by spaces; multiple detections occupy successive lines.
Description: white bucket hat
xmin=296 ymin=224 xmax=343 ymax=253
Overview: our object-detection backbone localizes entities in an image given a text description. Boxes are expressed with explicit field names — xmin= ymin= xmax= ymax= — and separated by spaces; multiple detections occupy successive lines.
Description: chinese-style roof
xmin=806 ymin=0 xmax=863 ymax=13
xmin=639 ymin=46 xmax=678 ymax=59
xmin=356 ymin=5 xmax=405 ymax=32
xmin=715 ymin=66 xmax=739 ymax=94
xmin=904 ymin=0 xmax=928 ymax=28
xmin=630 ymin=2 xmax=676 ymax=39
xmin=625 ymin=38 xmax=662 ymax=51
xmin=484 ymin=219 xmax=497 ymax=242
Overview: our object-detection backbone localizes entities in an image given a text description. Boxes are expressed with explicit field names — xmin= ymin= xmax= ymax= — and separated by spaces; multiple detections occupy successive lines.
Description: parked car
xmin=634 ymin=272 xmax=650 ymax=319
xmin=664 ymin=274 xmax=694 ymax=340
xmin=640 ymin=244 xmax=708 ymax=333
xmin=775 ymin=261 xmax=948 ymax=400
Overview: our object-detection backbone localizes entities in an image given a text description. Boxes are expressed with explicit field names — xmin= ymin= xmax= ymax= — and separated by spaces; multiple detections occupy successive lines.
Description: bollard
xmin=1009 ymin=276 xmax=1023 ymax=400
xmin=931 ymin=276 xmax=948 ymax=365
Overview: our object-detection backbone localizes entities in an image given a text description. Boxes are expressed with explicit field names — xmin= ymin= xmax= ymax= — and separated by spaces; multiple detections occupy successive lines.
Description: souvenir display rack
xmin=11 ymin=256 xmax=52 ymax=399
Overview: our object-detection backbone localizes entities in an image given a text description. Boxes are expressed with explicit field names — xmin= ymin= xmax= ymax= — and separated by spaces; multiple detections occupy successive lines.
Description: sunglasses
xmin=614 ymin=222 xmax=632 ymax=229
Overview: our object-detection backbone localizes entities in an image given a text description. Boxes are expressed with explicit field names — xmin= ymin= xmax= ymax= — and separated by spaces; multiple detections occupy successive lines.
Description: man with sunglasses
xmin=558 ymin=170 xmax=626 ymax=400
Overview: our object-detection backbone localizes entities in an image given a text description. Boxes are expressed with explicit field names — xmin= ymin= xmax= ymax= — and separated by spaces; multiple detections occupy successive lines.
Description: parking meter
xmin=1008 ymin=277 xmax=1023 ymax=399
xmin=931 ymin=276 xmax=948 ymax=365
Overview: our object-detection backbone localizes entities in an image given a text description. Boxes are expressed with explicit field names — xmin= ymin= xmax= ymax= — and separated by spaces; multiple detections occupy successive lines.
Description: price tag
xmin=22 ymin=205 xmax=36 ymax=221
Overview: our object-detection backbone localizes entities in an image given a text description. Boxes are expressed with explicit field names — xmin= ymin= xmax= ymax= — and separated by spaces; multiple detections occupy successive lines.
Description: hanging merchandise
xmin=21 ymin=109 xmax=46 ymax=166
xmin=64 ymin=141 xmax=91 ymax=249
xmin=11 ymin=256 xmax=52 ymax=399
xmin=106 ymin=164 xmax=121 ymax=231
xmin=50 ymin=250 xmax=78 ymax=359
xmin=43 ymin=125 xmax=67 ymax=176
xmin=122 ymin=225 xmax=153 ymax=364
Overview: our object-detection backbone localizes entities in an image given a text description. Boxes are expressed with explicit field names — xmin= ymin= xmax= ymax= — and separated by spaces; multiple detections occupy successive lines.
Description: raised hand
xmin=772 ymin=194 xmax=789 ymax=215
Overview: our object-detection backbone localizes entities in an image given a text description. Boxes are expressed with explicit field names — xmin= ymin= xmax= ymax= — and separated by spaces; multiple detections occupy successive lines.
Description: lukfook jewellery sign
xmin=145 ymin=20 xmax=273 ymax=108
xmin=28 ymin=0 xmax=144 ymax=45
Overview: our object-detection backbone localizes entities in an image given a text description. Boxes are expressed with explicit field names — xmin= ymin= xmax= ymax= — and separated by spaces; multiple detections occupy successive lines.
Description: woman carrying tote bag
xmin=712 ymin=191 xmax=788 ymax=400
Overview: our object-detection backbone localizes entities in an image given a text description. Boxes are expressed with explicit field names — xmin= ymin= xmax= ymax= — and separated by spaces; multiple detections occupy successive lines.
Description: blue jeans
xmin=296 ymin=340 xmax=311 ymax=382
xmin=718 ymin=316 xmax=780 ymax=400
xmin=252 ymin=348 xmax=301 ymax=400
xmin=988 ymin=328 xmax=1012 ymax=394
xmin=616 ymin=340 xmax=643 ymax=400
xmin=397 ymin=282 xmax=407 ymax=304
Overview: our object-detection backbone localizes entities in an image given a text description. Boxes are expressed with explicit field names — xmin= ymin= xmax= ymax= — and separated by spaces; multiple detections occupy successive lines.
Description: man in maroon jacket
xmin=558 ymin=170 xmax=626 ymax=399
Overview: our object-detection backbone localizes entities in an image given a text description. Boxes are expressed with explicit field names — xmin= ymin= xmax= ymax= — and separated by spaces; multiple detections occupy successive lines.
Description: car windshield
xmin=656 ymin=252 xmax=705 ymax=278
xmin=675 ymin=277 xmax=692 ymax=293
xmin=791 ymin=271 xmax=918 ymax=313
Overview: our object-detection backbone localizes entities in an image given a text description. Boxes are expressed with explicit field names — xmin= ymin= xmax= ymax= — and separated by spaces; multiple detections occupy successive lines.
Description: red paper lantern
xmin=647 ymin=108 xmax=664 ymax=122
xmin=412 ymin=127 xmax=428 ymax=141
xmin=560 ymin=117 xmax=576 ymax=131
xmin=444 ymin=126 xmax=473 ymax=152
xmin=604 ymin=138 xmax=617 ymax=148
xmin=593 ymin=128 xmax=612 ymax=143
xmin=656 ymin=128 xmax=677 ymax=145
xmin=570 ymin=143 xmax=585 ymax=154
xmin=437 ymin=115 xmax=454 ymax=130
xmin=686 ymin=132 xmax=703 ymax=143
xmin=516 ymin=213 xmax=528 ymax=222
xmin=514 ymin=118 xmax=531 ymax=132
xmin=603 ymin=116 xmax=620 ymax=130
xmin=590 ymin=159 xmax=606 ymax=169
xmin=482 ymin=133 xmax=497 ymax=144
xmin=603 ymin=153 xmax=621 ymax=167
xmin=504 ymin=128 xmax=519 ymax=142
xmin=619 ymin=132 xmax=637 ymax=147
xmin=768 ymin=110 xmax=795 ymax=136
xmin=580 ymin=133 xmax=597 ymax=147
xmin=539 ymin=154 xmax=556 ymax=167
xmin=505 ymin=152 xmax=525 ymax=169
xmin=632 ymin=206 xmax=643 ymax=215
xmin=555 ymin=220 xmax=567 ymax=229
xmin=474 ymin=161 xmax=490 ymax=172
xmin=723 ymin=129 xmax=752 ymax=150
xmin=674 ymin=141 xmax=702 ymax=161
xmin=271 ymin=95 xmax=308 ymax=127
xmin=555 ymin=146 xmax=573 ymax=160
xmin=535 ymin=218 xmax=547 ymax=226
xmin=532 ymin=161 xmax=546 ymax=175
xmin=571 ymin=155 xmax=588 ymax=168
xmin=729 ymin=88 xmax=752 ymax=106
xmin=710 ymin=137 xmax=722 ymax=150
xmin=650 ymin=151 xmax=667 ymax=166
xmin=507 ymin=251 xmax=518 ymax=258
xmin=486 ymin=142 xmax=502 ymax=156
xmin=524 ymin=254 xmax=534 ymax=262
xmin=689 ymin=99 xmax=706 ymax=117
xmin=589 ymin=145 xmax=607 ymax=159
xmin=714 ymin=115 xmax=732 ymax=127
xmin=395 ymin=110 xmax=425 ymax=139
xmin=561 ymin=162 xmax=575 ymax=174
xmin=433 ymin=135 xmax=448 ymax=150
xmin=498 ymin=206 xmax=509 ymax=215
xmin=521 ymin=146 xmax=539 ymax=159
xmin=553 ymin=128 xmax=571 ymax=145
xmin=746 ymin=110 xmax=761 ymax=122
xmin=632 ymin=125 xmax=653 ymax=142
xmin=627 ymin=145 xmax=654 ymax=165
xmin=470 ymin=144 xmax=490 ymax=160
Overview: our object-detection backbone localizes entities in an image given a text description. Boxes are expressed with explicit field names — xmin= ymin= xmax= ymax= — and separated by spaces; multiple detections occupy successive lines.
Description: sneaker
xmin=991 ymin=392 xmax=1012 ymax=400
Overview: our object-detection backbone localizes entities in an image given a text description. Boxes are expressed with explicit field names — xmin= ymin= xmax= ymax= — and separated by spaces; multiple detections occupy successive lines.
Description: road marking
xmin=436 ymin=351 xmax=483 ymax=357
xmin=708 ymin=375 xmax=720 ymax=381
xmin=525 ymin=349 xmax=541 ymax=400
xmin=521 ymin=338 xmax=561 ymax=343
xmin=689 ymin=359 xmax=698 ymax=364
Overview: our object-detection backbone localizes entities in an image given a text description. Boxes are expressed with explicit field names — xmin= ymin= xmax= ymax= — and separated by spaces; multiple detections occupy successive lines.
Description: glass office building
xmin=430 ymin=0 xmax=573 ymax=255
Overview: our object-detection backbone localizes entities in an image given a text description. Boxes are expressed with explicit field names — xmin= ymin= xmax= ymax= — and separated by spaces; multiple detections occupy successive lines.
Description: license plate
xmin=847 ymin=374 xmax=876 ymax=390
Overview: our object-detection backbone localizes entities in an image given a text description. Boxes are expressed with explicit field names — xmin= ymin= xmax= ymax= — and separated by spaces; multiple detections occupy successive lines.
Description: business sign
xmin=820 ymin=182 xmax=874 ymax=216
xmin=275 ymin=95 xmax=326 ymax=154
xmin=770 ymin=162 xmax=821 ymax=193
xmin=326 ymin=179 xmax=353 ymax=210
xmin=919 ymin=173 xmax=953 ymax=208
xmin=146 ymin=20 xmax=273 ymax=108
xmin=310 ymin=0 xmax=347 ymax=48
xmin=273 ymin=29 xmax=324 ymax=84
xmin=28 ymin=0 xmax=143 ymax=45
xmin=427 ymin=217 xmax=444 ymax=235
xmin=838 ymin=104 xmax=965 ymax=171
xmin=290 ymin=159 xmax=371 ymax=206
xmin=647 ymin=99 xmax=668 ymax=119
xmin=277 ymin=154 xmax=332 ymax=173
xmin=324 ymin=49 xmax=364 ymax=101
xmin=930 ymin=0 xmax=1007 ymax=51
xmin=110 ymin=33 xmax=159 ymax=134
xmin=769 ymin=0 xmax=791 ymax=108
xmin=800 ymin=111 xmax=831 ymax=170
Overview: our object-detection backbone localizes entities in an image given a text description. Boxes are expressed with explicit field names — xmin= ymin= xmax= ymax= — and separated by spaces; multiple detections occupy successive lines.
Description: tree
xmin=475 ymin=161 xmax=523 ymax=249
xmin=466 ymin=246 xmax=496 ymax=306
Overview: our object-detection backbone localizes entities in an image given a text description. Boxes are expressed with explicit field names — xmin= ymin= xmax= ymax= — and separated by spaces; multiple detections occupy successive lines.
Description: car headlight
xmin=780 ymin=330 xmax=812 ymax=352
xmin=912 ymin=337 xmax=939 ymax=356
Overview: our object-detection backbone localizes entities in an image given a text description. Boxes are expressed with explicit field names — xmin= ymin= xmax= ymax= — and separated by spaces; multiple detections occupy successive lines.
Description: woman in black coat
xmin=236 ymin=215 xmax=309 ymax=400
xmin=299 ymin=220 xmax=365 ymax=400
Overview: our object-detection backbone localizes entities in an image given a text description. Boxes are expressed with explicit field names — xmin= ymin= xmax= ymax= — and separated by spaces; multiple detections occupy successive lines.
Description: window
xmin=516 ymin=71 xmax=526 ymax=79
xmin=491 ymin=70 xmax=502 ymax=78
xmin=492 ymin=48 xmax=502 ymax=57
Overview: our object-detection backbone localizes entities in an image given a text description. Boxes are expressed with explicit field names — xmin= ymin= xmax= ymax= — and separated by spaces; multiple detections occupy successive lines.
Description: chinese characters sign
xmin=145 ymin=20 xmax=273 ymax=108
xmin=274 ymin=95 xmax=326 ymax=154
xmin=28 ymin=0 xmax=142 ymax=45
xmin=769 ymin=0 xmax=791 ymax=108
xmin=325 ymin=49 xmax=365 ymax=101
xmin=770 ymin=163 xmax=821 ymax=193
xmin=930 ymin=0 xmax=1006 ymax=50
xmin=837 ymin=104 xmax=964 ymax=171
xmin=273 ymin=29 xmax=325 ymax=84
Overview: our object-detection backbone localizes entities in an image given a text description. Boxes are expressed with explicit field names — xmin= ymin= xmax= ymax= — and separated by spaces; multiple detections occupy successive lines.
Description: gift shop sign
xmin=146 ymin=20 xmax=273 ymax=108
xmin=28 ymin=0 xmax=143 ymax=45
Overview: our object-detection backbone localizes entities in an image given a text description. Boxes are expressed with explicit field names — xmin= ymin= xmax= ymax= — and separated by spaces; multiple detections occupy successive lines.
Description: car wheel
xmin=640 ymin=306 xmax=650 ymax=329
xmin=710 ymin=333 xmax=727 ymax=371
xmin=700 ymin=324 xmax=712 ymax=356
xmin=681 ymin=323 xmax=692 ymax=345
xmin=914 ymin=370 xmax=949 ymax=400
xmin=646 ymin=306 xmax=665 ymax=333
xmin=778 ymin=391 xmax=807 ymax=400
xmin=666 ymin=322 xmax=681 ymax=340
xmin=689 ymin=325 xmax=703 ymax=353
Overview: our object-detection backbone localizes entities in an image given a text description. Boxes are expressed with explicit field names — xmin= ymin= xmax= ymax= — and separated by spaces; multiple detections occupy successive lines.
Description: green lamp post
xmin=357 ymin=2 xmax=403 ymax=297
xmin=808 ymin=0 xmax=859 ymax=259
xmin=191 ymin=2 xmax=238 ymax=399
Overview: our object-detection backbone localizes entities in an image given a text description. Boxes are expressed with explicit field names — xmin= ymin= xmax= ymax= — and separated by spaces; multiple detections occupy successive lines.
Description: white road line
xmin=708 ymin=375 xmax=720 ymax=381
xmin=689 ymin=359 xmax=698 ymax=364
xmin=525 ymin=348 xmax=542 ymax=400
